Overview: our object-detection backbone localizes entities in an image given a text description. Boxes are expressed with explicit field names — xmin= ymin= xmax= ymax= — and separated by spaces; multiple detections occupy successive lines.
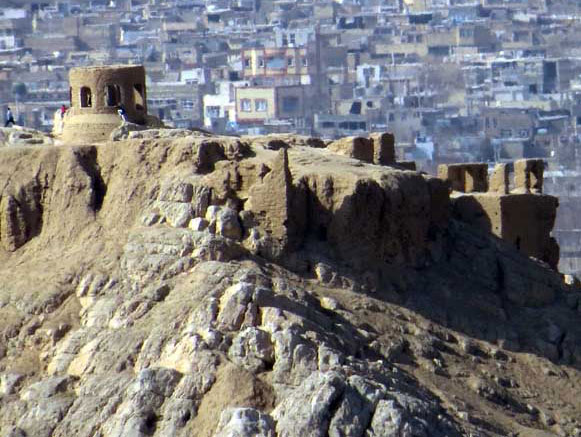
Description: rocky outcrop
xmin=0 ymin=127 xmax=54 ymax=148
xmin=0 ymin=130 xmax=580 ymax=437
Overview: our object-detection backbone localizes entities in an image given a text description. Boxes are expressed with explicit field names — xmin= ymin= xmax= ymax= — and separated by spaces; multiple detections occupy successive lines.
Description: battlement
xmin=438 ymin=159 xmax=558 ymax=268
xmin=437 ymin=158 xmax=544 ymax=195
xmin=437 ymin=163 xmax=488 ymax=193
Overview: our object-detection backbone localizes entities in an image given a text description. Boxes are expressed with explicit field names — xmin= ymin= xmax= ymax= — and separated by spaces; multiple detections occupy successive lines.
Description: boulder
xmin=213 ymin=408 xmax=275 ymax=437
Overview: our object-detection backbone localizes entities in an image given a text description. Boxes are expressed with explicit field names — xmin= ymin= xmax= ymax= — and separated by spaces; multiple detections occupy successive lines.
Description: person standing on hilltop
xmin=117 ymin=104 xmax=128 ymax=122
xmin=5 ymin=107 xmax=15 ymax=127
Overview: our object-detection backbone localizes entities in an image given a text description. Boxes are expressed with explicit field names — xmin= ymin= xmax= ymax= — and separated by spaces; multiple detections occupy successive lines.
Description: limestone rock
xmin=0 ymin=127 xmax=53 ymax=147
xmin=215 ymin=207 xmax=243 ymax=241
xmin=189 ymin=217 xmax=209 ymax=231
xmin=155 ymin=200 xmax=194 ymax=228
xmin=327 ymin=376 xmax=382 ymax=437
xmin=228 ymin=327 xmax=275 ymax=373
xmin=272 ymin=371 xmax=345 ymax=437
xmin=0 ymin=373 xmax=23 ymax=395
xmin=213 ymin=408 xmax=275 ymax=437
xmin=109 ymin=122 xmax=149 ymax=141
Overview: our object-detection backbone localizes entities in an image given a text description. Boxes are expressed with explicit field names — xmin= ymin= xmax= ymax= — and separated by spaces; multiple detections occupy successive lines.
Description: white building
xmin=203 ymin=81 xmax=247 ymax=130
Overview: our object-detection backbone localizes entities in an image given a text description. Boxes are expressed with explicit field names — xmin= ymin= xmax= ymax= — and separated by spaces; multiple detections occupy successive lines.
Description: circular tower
xmin=60 ymin=65 xmax=148 ymax=143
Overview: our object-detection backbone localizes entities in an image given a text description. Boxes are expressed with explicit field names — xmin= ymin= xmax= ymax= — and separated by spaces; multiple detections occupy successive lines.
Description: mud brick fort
xmin=55 ymin=65 xmax=559 ymax=269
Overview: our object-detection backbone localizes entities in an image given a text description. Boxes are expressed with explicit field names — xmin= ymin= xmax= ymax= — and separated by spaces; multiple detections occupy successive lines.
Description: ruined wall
xmin=439 ymin=159 xmax=559 ymax=268
xmin=437 ymin=163 xmax=488 ymax=193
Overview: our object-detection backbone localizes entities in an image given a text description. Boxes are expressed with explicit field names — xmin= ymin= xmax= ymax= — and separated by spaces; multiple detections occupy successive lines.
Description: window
xmin=134 ymin=84 xmax=145 ymax=110
xmin=258 ymin=57 xmax=264 ymax=67
xmin=105 ymin=84 xmax=121 ymax=107
xmin=302 ymin=57 xmax=308 ymax=67
xmin=388 ymin=113 xmax=395 ymax=121
xmin=240 ymin=99 xmax=251 ymax=112
xmin=500 ymin=129 xmax=512 ymax=138
xmin=289 ymin=33 xmax=296 ymax=45
xmin=460 ymin=28 xmax=473 ymax=38
xmin=519 ymin=129 xmax=529 ymax=138
xmin=282 ymin=96 xmax=299 ymax=112
xmin=244 ymin=58 xmax=250 ymax=68
xmin=206 ymin=106 xmax=220 ymax=117
xmin=255 ymin=99 xmax=267 ymax=112
xmin=322 ymin=121 xmax=335 ymax=128
xmin=287 ymin=57 xmax=295 ymax=67
xmin=80 ymin=86 xmax=92 ymax=107
xmin=267 ymin=57 xmax=285 ymax=69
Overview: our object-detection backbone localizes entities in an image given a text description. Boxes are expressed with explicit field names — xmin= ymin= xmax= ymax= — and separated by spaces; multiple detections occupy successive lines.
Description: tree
xmin=12 ymin=82 xmax=27 ymax=100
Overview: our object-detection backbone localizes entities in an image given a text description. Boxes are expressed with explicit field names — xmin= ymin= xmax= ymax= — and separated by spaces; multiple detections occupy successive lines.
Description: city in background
xmin=2 ymin=0 xmax=581 ymax=274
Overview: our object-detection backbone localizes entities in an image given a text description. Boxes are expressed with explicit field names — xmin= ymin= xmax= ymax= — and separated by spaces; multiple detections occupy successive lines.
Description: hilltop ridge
xmin=0 ymin=129 xmax=580 ymax=436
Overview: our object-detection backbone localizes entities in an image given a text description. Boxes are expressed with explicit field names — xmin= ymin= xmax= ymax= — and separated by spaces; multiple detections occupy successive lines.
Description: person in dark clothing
xmin=5 ymin=107 xmax=15 ymax=127
xmin=117 ymin=105 xmax=128 ymax=122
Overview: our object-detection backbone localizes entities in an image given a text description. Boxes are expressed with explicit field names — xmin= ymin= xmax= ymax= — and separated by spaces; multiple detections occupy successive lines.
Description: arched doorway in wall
xmin=105 ymin=84 xmax=122 ymax=107
xmin=80 ymin=87 xmax=92 ymax=107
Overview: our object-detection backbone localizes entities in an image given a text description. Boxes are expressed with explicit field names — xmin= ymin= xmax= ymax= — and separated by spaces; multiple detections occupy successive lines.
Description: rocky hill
xmin=0 ymin=129 xmax=580 ymax=437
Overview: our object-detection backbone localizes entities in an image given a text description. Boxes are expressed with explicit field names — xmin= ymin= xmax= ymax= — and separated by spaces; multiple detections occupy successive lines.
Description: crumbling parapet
xmin=442 ymin=158 xmax=558 ymax=269
xmin=437 ymin=163 xmax=488 ymax=193
xmin=488 ymin=163 xmax=510 ymax=194
xmin=514 ymin=158 xmax=543 ymax=194
xmin=370 ymin=132 xmax=395 ymax=165
xmin=326 ymin=132 xmax=415 ymax=170
xmin=327 ymin=136 xmax=374 ymax=163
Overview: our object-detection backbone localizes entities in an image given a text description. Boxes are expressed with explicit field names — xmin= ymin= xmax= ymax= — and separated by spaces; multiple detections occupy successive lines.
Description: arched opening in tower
xmin=105 ymin=84 xmax=121 ymax=107
xmin=80 ymin=87 xmax=92 ymax=107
